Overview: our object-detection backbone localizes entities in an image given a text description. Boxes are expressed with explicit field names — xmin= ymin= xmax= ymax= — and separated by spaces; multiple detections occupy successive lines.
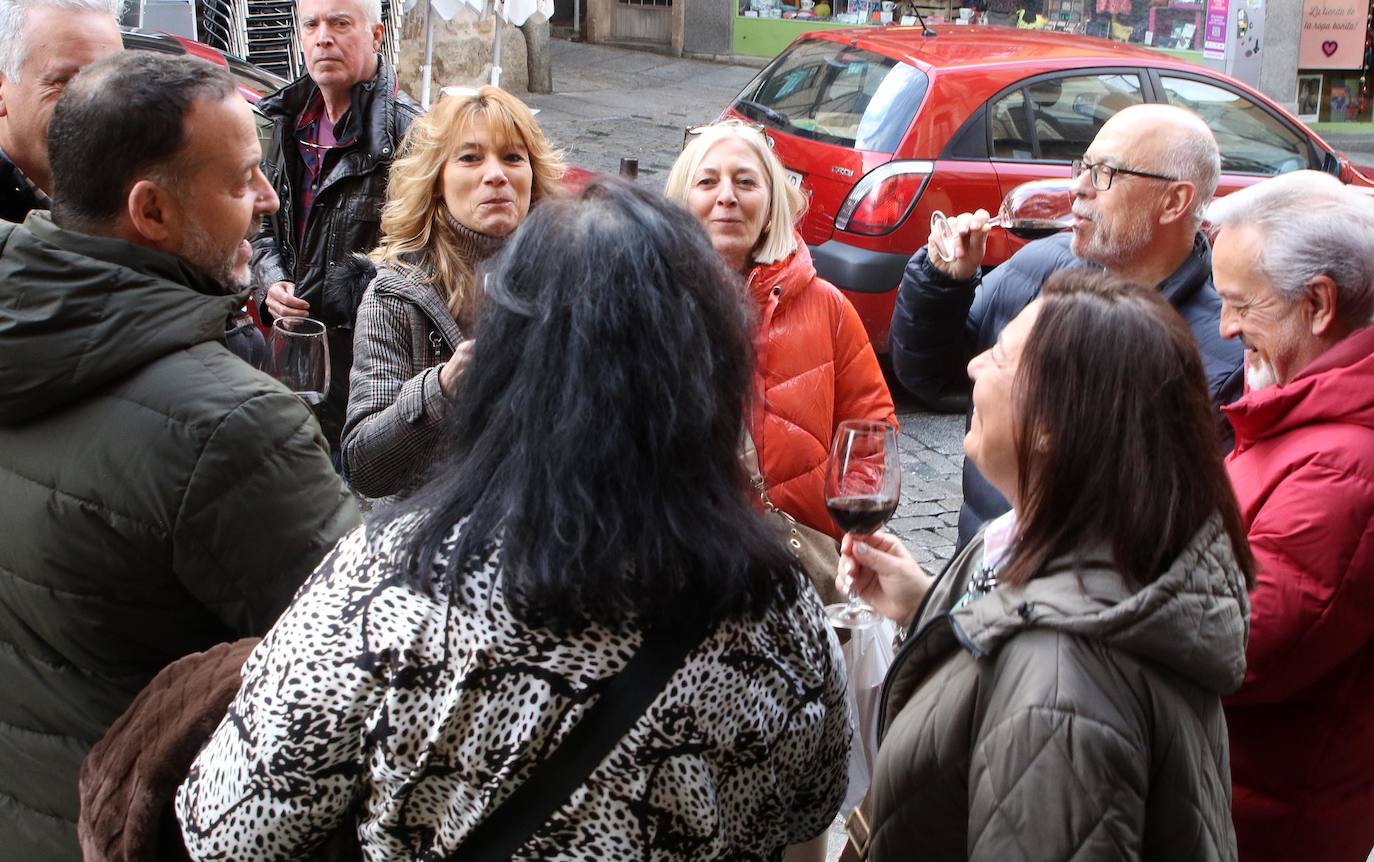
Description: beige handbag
xmin=741 ymin=432 xmax=844 ymax=607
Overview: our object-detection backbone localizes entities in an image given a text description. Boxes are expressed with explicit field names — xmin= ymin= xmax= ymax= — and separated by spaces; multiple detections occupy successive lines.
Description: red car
xmin=722 ymin=26 xmax=1374 ymax=351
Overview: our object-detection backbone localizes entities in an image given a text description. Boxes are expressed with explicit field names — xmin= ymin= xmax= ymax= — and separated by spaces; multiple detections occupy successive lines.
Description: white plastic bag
xmin=841 ymin=618 xmax=895 ymax=813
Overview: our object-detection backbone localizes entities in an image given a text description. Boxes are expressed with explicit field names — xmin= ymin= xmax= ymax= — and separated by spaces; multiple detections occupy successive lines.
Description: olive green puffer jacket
xmin=0 ymin=214 xmax=360 ymax=860
xmin=867 ymin=515 xmax=1250 ymax=861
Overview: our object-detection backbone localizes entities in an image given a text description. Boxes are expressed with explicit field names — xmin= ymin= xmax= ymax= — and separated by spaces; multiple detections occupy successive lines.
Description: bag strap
xmin=447 ymin=617 xmax=712 ymax=861
xmin=740 ymin=429 xmax=781 ymax=513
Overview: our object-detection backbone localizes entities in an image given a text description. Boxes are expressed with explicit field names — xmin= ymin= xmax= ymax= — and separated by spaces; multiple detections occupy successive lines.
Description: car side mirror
xmin=1321 ymin=150 xmax=1343 ymax=178
xmin=1072 ymin=93 xmax=1095 ymax=117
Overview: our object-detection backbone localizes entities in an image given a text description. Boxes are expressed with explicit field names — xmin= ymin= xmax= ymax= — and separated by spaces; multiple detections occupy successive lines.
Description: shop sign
xmin=1204 ymin=0 xmax=1230 ymax=58
xmin=1299 ymin=0 xmax=1369 ymax=68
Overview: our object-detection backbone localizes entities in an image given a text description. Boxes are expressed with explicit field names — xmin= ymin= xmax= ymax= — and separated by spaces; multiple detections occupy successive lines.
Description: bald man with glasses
xmin=890 ymin=103 xmax=1244 ymax=549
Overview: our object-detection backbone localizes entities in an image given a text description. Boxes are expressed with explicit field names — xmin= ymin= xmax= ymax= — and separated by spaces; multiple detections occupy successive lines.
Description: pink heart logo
xmin=1322 ymin=39 xmax=1339 ymax=57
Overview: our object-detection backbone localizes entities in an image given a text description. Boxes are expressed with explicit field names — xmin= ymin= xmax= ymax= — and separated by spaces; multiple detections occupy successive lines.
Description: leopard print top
xmin=175 ymin=519 xmax=850 ymax=861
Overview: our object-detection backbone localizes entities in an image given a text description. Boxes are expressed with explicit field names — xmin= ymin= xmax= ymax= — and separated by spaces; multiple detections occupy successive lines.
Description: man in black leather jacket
xmin=252 ymin=0 xmax=419 ymax=451
xmin=890 ymin=103 xmax=1244 ymax=550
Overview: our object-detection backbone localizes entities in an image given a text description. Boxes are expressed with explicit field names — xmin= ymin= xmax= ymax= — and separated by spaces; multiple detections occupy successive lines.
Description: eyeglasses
xmin=683 ymin=118 xmax=773 ymax=150
xmin=1072 ymin=158 xmax=1179 ymax=191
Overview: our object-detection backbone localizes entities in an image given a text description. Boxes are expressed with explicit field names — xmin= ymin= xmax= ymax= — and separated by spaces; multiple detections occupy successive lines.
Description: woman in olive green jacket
xmin=840 ymin=272 xmax=1255 ymax=861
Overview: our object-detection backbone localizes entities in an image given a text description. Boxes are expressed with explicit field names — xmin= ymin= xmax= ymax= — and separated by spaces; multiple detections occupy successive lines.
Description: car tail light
xmin=835 ymin=161 xmax=934 ymax=236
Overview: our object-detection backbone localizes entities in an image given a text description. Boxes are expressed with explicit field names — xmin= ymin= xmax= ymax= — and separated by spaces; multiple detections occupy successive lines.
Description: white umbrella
xmin=410 ymin=0 xmax=554 ymax=105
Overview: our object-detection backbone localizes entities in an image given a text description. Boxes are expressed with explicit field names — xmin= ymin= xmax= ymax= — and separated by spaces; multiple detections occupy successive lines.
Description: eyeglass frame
xmin=1071 ymin=158 xmax=1180 ymax=191
xmin=683 ymin=118 xmax=773 ymax=151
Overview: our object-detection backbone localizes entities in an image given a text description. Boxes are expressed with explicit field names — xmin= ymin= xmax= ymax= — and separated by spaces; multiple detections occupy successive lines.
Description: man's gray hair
xmin=299 ymin=0 xmax=381 ymax=25
xmin=0 ymin=0 xmax=124 ymax=80
xmin=1157 ymin=114 xmax=1221 ymax=225
xmin=1208 ymin=170 xmax=1374 ymax=327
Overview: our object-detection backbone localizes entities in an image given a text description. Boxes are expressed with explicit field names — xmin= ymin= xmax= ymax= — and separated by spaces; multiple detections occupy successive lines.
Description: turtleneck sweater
xmin=446 ymin=213 xmax=508 ymax=267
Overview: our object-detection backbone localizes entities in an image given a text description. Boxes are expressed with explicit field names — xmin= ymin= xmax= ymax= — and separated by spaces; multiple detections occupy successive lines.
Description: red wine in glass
xmin=826 ymin=495 xmax=899 ymax=536
xmin=930 ymin=178 xmax=1075 ymax=262
xmin=824 ymin=420 xmax=901 ymax=630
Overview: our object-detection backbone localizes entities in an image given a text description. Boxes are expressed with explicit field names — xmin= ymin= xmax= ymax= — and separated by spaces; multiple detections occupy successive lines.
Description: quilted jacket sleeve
xmin=889 ymin=248 xmax=983 ymax=406
xmin=341 ymin=285 xmax=453 ymax=498
xmin=1225 ymin=462 xmax=1374 ymax=706
xmin=828 ymin=281 xmax=897 ymax=434
xmin=968 ymin=705 xmax=1149 ymax=861
xmin=173 ymin=390 xmax=360 ymax=636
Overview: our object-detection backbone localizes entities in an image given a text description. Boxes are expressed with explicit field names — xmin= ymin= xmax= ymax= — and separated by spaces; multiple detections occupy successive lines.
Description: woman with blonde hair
xmin=664 ymin=121 xmax=895 ymax=543
xmin=341 ymin=86 xmax=564 ymax=499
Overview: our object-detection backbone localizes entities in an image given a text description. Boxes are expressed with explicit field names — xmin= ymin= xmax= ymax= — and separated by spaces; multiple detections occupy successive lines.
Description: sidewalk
xmin=524 ymin=40 xmax=758 ymax=180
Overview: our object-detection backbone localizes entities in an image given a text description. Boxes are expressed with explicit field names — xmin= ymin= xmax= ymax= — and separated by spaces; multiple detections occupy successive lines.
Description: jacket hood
xmin=0 ymin=213 xmax=242 ymax=423
xmin=746 ymin=233 xmax=815 ymax=308
xmin=1224 ymin=324 xmax=1374 ymax=451
xmin=952 ymin=514 xmax=1251 ymax=695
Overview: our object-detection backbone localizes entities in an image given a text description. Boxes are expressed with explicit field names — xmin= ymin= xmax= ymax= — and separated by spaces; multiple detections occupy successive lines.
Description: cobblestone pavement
xmin=525 ymin=38 xmax=968 ymax=574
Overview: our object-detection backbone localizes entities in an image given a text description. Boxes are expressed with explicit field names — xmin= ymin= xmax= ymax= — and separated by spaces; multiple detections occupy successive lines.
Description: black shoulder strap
xmin=447 ymin=617 xmax=712 ymax=862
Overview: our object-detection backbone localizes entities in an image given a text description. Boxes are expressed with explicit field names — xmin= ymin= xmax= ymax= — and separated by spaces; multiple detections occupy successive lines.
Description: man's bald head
xmin=1096 ymin=104 xmax=1220 ymax=224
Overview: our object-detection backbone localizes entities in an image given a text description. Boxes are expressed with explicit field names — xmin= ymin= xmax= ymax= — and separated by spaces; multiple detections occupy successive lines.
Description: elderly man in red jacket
xmin=1209 ymin=170 xmax=1374 ymax=862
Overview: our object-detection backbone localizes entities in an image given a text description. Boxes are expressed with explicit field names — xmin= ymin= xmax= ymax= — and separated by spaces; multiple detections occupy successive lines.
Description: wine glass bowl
xmin=930 ymin=178 xmax=1075 ymax=262
xmin=266 ymin=317 xmax=330 ymax=406
xmin=824 ymin=419 xmax=901 ymax=630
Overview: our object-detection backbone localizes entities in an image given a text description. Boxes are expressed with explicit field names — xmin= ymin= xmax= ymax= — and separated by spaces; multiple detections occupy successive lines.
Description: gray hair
xmin=299 ymin=0 xmax=381 ymax=26
xmin=1157 ymin=112 xmax=1221 ymax=225
xmin=1208 ymin=170 xmax=1374 ymax=327
xmin=0 ymin=0 xmax=124 ymax=80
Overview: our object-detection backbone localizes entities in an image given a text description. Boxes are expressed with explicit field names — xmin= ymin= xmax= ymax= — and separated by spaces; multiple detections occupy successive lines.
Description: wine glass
xmin=266 ymin=317 xmax=330 ymax=405
xmin=824 ymin=419 xmax=901 ymax=630
xmin=929 ymin=178 xmax=1075 ymax=263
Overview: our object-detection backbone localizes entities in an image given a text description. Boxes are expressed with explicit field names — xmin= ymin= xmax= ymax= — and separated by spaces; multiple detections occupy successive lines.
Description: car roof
xmin=811 ymin=24 xmax=1203 ymax=73
xmin=121 ymin=29 xmax=288 ymax=99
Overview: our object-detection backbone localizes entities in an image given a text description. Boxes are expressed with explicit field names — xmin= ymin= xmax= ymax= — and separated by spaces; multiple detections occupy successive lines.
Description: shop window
xmin=1158 ymin=77 xmax=1308 ymax=175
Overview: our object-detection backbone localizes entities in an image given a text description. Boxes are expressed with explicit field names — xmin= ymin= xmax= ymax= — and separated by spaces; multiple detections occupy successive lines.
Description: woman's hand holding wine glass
xmin=838 ymin=532 xmax=933 ymax=628
xmin=823 ymin=420 xmax=902 ymax=630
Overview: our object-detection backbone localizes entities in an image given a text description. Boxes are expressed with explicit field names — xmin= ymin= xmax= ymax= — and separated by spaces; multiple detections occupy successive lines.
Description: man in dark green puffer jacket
xmin=0 ymin=53 xmax=360 ymax=860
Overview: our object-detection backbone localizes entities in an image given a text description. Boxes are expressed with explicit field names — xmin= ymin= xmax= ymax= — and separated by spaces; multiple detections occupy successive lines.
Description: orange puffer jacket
xmin=747 ymin=238 xmax=897 ymax=539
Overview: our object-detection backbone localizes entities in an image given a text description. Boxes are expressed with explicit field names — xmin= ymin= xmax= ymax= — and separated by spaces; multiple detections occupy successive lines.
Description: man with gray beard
xmin=890 ymin=103 xmax=1243 ymax=548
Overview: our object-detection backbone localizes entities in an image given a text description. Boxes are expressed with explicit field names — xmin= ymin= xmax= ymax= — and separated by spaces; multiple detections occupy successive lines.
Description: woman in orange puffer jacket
xmin=666 ymin=121 xmax=897 ymax=539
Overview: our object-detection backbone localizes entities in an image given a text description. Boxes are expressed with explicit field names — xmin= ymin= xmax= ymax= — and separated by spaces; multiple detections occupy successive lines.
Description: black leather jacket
xmin=251 ymin=57 xmax=420 ymax=445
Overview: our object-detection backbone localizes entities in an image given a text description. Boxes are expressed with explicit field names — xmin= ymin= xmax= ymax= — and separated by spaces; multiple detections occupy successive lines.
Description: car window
xmin=1158 ymin=76 xmax=1309 ymax=175
xmin=990 ymin=74 xmax=1143 ymax=162
xmin=990 ymin=89 xmax=1032 ymax=160
xmin=1026 ymin=74 xmax=1143 ymax=161
xmin=735 ymin=41 xmax=928 ymax=153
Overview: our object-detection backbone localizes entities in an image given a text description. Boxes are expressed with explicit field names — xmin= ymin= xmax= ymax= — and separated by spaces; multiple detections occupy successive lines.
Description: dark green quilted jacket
xmin=0 ymin=213 xmax=360 ymax=860
xmin=867 ymin=515 xmax=1251 ymax=861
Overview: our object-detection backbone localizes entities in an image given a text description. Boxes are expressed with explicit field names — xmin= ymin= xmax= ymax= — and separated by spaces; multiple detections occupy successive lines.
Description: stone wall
xmin=397 ymin=4 xmax=531 ymax=98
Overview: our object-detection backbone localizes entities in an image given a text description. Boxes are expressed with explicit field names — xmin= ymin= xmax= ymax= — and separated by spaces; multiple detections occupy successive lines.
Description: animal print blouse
xmin=175 ymin=520 xmax=850 ymax=860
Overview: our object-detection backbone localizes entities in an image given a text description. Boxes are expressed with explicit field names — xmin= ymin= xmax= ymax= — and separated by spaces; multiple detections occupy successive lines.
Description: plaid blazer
xmin=341 ymin=261 xmax=464 ymax=499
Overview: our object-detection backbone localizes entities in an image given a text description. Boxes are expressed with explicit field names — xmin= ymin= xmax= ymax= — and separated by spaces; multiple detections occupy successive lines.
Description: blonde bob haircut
xmin=373 ymin=85 xmax=565 ymax=318
xmin=663 ymin=120 xmax=806 ymax=267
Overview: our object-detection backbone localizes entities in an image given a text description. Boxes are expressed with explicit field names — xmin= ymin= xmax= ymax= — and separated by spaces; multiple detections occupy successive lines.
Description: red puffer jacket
xmin=1222 ymin=324 xmax=1374 ymax=862
xmin=746 ymin=238 xmax=896 ymax=539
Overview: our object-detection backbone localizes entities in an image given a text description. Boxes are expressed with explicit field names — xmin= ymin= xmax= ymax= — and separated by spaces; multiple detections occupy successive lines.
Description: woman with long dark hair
xmin=176 ymin=181 xmax=849 ymax=860
xmin=838 ymin=271 xmax=1255 ymax=861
